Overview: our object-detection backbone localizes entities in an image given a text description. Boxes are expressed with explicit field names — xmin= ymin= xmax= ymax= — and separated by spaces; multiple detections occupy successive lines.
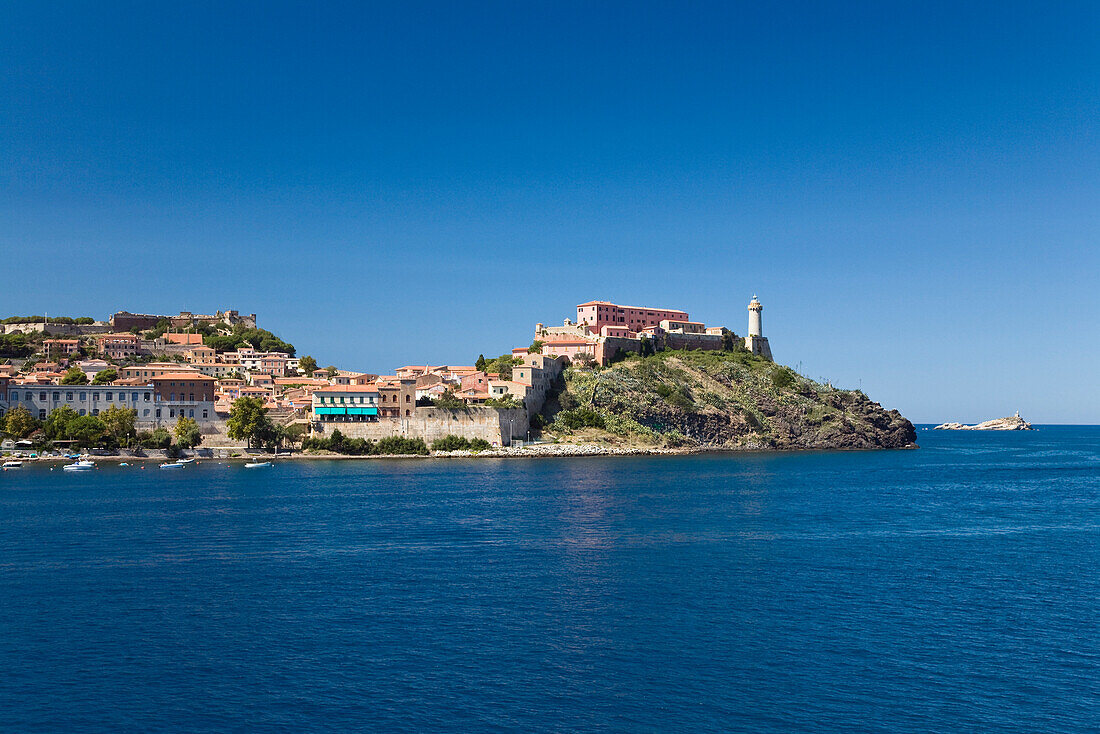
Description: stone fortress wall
xmin=309 ymin=407 xmax=529 ymax=446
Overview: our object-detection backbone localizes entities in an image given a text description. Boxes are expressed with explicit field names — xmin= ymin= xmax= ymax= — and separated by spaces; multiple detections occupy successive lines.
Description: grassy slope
xmin=543 ymin=349 xmax=917 ymax=450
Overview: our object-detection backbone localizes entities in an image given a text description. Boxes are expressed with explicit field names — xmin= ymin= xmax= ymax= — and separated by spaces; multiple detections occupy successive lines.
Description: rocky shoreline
xmin=6 ymin=440 xmax=921 ymax=466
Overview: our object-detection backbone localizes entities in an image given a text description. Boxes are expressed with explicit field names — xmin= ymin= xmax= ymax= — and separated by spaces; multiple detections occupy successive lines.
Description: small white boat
xmin=119 ymin=462 xmax=130 ymax=467
xmin=160 ymin=462 xmax=185 ymax=469
xmin=63 ymin=459 xmax=96 ymax=471
xmin=177 ymin=458 xmax=196 ymax=464
xmin=2 ymin=460 xmax=23 ymax=469
xmin=244 ymin=461 xmax=272 ymax=468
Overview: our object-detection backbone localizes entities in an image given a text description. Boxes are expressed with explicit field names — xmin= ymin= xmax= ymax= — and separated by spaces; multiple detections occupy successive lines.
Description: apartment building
xmin=312 ymin=384 xmax=381 ymax=423
xmin=96 ymin=333 xmax=142 ymax=360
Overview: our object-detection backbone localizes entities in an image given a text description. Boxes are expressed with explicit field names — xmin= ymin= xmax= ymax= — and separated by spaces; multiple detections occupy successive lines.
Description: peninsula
xmin=0 ymin=298 xmax=916 ymax=455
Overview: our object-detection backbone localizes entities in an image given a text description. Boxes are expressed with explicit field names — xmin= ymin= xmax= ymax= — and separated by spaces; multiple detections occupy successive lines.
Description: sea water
xmin=1 ymin=427 xmax=1098 ymax=731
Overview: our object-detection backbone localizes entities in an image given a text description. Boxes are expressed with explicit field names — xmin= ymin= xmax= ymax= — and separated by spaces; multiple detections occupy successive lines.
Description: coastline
xmin=6 ymin=440 xmax=920 ymax=466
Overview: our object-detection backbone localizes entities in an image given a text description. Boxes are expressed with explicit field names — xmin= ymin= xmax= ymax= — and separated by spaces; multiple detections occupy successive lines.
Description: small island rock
xmin=934 ymin=414 xmax=1032 ymax=431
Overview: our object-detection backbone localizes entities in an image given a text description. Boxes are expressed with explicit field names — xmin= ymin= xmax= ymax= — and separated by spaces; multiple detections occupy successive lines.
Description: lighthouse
xmin=744 ymin=295 xmax=773 ymax=360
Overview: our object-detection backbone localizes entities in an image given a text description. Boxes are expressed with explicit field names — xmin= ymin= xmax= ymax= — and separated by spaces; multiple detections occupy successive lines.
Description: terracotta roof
xmin=150 ymin=373 xmax=216 ymax=381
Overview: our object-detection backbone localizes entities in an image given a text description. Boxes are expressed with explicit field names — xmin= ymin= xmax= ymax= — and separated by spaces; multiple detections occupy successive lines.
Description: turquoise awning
xmin=347 ymin=407 xmax=378 ymax=416
xmin=315 ymin=407 xmax=346 ymax=415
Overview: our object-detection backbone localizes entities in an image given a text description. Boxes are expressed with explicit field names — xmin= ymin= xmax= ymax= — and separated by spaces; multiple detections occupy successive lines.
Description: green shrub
xmin=468 ymin=438 xmax=491 ymax=451
xmin=432 ymin=434 xmax=471 ymax=452
xmin=555 ymin=408 xmax=605 ymax=430
xmin=771 ymin=367 xmax=796 ymax=389
xmin=374 ymin=436 xmax=429 ymax=455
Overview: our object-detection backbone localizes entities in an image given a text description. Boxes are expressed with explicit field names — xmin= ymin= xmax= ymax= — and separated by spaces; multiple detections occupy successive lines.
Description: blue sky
xmin=1 ymin=1 xmax=1098 ymax=423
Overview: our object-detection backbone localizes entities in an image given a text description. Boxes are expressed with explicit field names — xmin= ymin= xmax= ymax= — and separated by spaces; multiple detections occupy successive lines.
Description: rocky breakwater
xmin=934 ymin=414 xmax=1032 ymax=430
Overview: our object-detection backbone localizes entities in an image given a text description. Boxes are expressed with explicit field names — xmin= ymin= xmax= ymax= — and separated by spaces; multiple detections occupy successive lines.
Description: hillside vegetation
xmin=542 ymin=349 xmax=916 ymax=450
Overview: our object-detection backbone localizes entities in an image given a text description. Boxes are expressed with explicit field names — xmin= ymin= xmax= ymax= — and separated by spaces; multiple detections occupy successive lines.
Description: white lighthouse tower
xmin=744 ymin=294 xmax=773 ymax=361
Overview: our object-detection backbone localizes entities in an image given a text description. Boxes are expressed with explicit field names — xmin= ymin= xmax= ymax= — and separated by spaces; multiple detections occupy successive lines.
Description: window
xmin=132 ymin=393 xmax=139 ymax=402
xmin=80 ymin=392 xmax=86 ymax=400
xmin=188 ymin=410 xmax=194 ymax=418
xmin=144 ymin=393 xmax=151 ymax=401
xmin=53 ymin=391 xmax=60 ymax=400
xmin=8 ymin=391 xmax=16 ymax=400
xmin=189 ymin=393 xmax=194 ymax=401
xmin=155 ymin=409 xmax=161 ymax=418
xmin=202 ymin=410 xmax=208 ymax=419
xmin=92 ymin=409 xmax=99 ymax=416
xmin=79 ymin=409 xmax=85 ymax=416
xmin=39 ymin=410 xmax=46 ymax=420
xmin=39 ymin=391 xmax=46 ymax=401
xmin=144 ymin=409 xmax=150 ymax=416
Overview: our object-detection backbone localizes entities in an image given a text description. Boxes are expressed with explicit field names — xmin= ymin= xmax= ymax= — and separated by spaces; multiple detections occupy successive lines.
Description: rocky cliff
xmin=541 ymin=349 xmax=917 ymax=450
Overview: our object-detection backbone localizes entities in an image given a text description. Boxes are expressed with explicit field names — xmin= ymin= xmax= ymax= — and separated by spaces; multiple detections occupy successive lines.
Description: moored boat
xmin=159 ymin=462 xmax=185 ymax=469
xmin=63 ymin=459 xmax=96 ymax=471
xmin=2 ymin=460 xmax=23 ymax=469
xmin=244 ymin=461 xmax=272 ymax=468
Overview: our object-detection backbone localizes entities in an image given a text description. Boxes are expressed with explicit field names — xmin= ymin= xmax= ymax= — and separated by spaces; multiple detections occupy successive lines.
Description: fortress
xmin=530 ymin=296 xmax=773 ymax=366
xmin=109 ymin=310 xmax=257 ymax=332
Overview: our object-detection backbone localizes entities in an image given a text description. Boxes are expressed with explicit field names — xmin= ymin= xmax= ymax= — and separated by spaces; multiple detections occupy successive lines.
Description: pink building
xmin=576 ymin=301 xmax=689 ymax=333
xmin=540 ymin=338 xmax=598 ymax=361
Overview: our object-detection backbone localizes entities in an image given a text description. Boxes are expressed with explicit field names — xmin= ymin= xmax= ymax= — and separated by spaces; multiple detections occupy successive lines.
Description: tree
xmin=431 ymin=389 xmax=466 ymax=410
xmin=68 ymin=415 xmax=107 ymax=448
xmin=720 ymin=328 xmax=741 ymax=353
xmin=572 ymin=352 xmax=597 ymax=368
xmin=475 ymin=354 xmax=487 ymax=371
xmin=281 ymin=423 xmax=309 ymax=447
xmin=60 ymin=367 xmax=88 ymax=385
xmin=528 ymin=340 xmax=544 ymax=354
xmin=43 ymin=407 xmax=106 ymax=448
xmin=226 ymin=396 xmax=276 ymax=448
xmin=100 ymin=405 xmax=137 ymax=446
xmin=143 ymin=428 xmax=172 ymax=449
xmin=297 ymin=355 xmax=318 ymax=375
xmin=43 ymin=406 xmax=80 ymax=442
xmin=2 ymin=405 xmax=39 ymax=438
xmin=325 ymin=365 xmax=338 ymax=378
xmin=91 ymin=367 xmax=118 ymax=384
xmin=173 ymin=415 xmax=202 ymax=449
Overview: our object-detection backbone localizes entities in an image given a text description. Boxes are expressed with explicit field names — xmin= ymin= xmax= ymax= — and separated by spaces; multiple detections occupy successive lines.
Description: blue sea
xmin=1 ymin=427 xmax=1098 ymax=732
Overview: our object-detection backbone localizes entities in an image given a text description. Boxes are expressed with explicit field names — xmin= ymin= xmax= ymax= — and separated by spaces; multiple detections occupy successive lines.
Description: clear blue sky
xmin=2 ymin=2 xmax=1098 ymax=423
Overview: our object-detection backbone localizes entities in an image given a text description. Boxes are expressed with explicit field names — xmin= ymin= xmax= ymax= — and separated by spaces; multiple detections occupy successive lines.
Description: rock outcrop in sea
xmin=934 ymin=414 xmax=1032 ymax=431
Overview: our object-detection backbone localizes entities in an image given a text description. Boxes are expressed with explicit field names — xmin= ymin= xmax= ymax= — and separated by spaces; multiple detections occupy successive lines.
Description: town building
xmin=119 ymin=363 xmax=202 ymax=381
xmin=312 ymin=384 xmax=381 ymax=423
xmin=150 ymin=373 xmax=217 ymax=423
xmin=96 ymin=333 xmax=143 ymax=360
xmin=4 ymin=383 xmax=156 ymax=423
xmin=575 ymin=301 xmax=690 ymax=333
xmin=42 ymin=339 xmax=80 ymax=360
